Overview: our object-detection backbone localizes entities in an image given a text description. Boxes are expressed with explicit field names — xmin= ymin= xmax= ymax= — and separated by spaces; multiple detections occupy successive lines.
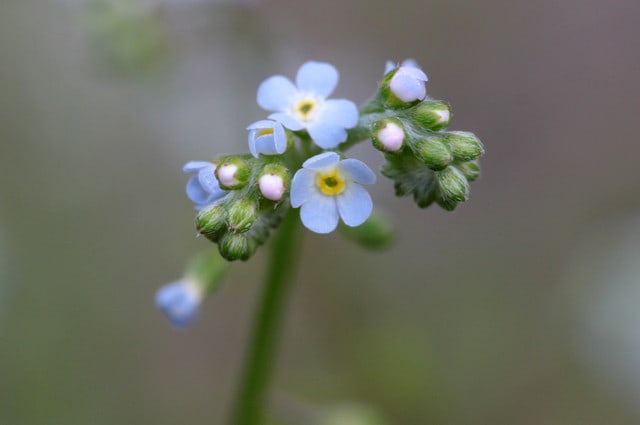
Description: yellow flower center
xmin=256 ymin=128 xmax=274 ymax=137
xmin=294 ymin=98 xmax=317 ymax=121
xmin=316 ymin=168 xmax=346 ymax=195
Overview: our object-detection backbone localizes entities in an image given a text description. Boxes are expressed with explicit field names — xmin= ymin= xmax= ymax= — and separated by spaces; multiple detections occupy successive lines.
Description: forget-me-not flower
xmin=247 ymin=119 xmax=287 ymax=158
xmin=290 ymin=152 xmax=376 ymax=234
xmin=256 ymin=61 xmax=359 ymax=149
xmin=183 ymin=161 xmax=227 ymax=209
xmin=384 ymin=59 xmax=428 ymax=103
xmin=155 ymin=279 xmax=203 ymax=327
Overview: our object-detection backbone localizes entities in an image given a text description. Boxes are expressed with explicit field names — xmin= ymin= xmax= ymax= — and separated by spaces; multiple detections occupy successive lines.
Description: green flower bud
xmin=371 ymin=117 xmax=406 ymax=153
xmin=227 ymin=199 xmax=258 ymax=233
xmin=340 ymin=211 xmax=393 ymax=250
xmin=436 ymin=165 xmax=469 ymax=210
xmin=218 ymin=233 xmax=256 ymax=261
xmin=412 ymin=133 xmax=453 ymax=171
xmin=456 ymin=159 xmax=481 ymax=182
xmin=195 ymin=203 xmax=227 ymax=242
xmin=410 ymin=100 xmax=451 ymax=130
xmin=258 ymin=163 xmax=291 ymax=201
xmin=215 ymin=156 xmax=251 ymax=190
xmin=444 ymin=131 xmax=484 ymax=161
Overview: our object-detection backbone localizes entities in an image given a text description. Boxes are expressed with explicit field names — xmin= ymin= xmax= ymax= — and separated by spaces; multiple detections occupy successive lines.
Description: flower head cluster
xmin=175 ymin=59 xmax=483 ymax=262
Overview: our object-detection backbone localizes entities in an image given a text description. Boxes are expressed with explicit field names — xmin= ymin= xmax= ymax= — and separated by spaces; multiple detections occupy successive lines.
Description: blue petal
xmin=390 ymin=72 xmax=426 ymax=102
xmin=257 ymin=75 xmax=297 ymax=111
xmin=273 ymin=121 xmax=287 ymax=153
xmin=186 ymin=176 xmax=213 ymax=204
xmin=254 ymin=134 xmax=279 ymax=155
xmin=290 ymin=168 xmax=316 ymax=207
xmin=403 ymin=65 xmax=428 ymax=81
xmin=183 ymin=161 xmax=212 ymax=173
xmin=316 ymin=99 xmax=359 ymax=129
xmin=268 ymin=112 xmax=305 ymax=131
xmin=307 ymin=122 xmax=348 ymax=149
xmin=336 ymin=183 xmax=373 ymax=227
xmin=296 ymin=61 xmax=339 ymax=97
xmin=155 ymin=281 xmax=200 ymax=327
xmin=341 ymin=159 xmax=376 ymax=185
xmin=384 ymin=60 xmax=397 ymax=74
xmin=198 ymin=166 xmax=221 ymax=193
xmin=300 ymin=194 xmax=339 ymax=234
xmin=302 ymin=151 xmax=340 ymax=170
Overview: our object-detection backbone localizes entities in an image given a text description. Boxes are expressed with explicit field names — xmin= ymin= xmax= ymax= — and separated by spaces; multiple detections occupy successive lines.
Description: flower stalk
xmin=229 ymin=207 xmax=302 ymax=425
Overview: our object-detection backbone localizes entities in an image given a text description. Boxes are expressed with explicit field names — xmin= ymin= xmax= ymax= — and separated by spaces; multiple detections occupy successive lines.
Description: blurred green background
xmin=1 ymin=0 xmax=640 ymax=424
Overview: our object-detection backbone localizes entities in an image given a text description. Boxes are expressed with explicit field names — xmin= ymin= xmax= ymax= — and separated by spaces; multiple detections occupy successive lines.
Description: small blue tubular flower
xmin=183 ymin=161 xmax=227 ymax=209
xmin=290 ymin=152 xmax=376 ymax=234
xmin=155 ymin=279 xmax=203 ymax=327
xmin=247 ymin=119 xmax=287 ymax=158
xmin=256 ymin=61 xmax=359 ymax=149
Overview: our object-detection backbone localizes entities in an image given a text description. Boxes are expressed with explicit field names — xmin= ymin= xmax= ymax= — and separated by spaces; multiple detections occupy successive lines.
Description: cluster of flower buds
xmin=180 ymin=59 xmax=484 ymax=262
xmin=368 ymin=60 xmax=484 ymax=210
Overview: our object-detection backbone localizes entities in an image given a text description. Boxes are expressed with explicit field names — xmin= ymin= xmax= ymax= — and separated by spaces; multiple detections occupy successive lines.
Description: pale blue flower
xmin=155 ymin=279 xmax=203 ymax=327
xmin=384 ymin=58 xmax=422 ymax=74
xmin=384 ymin=59 xmax=428 ymax=102
xmin=183 ymin=161 xmax=227 ymax=209
xmin=246 ymin=119 xmax=287 ymax=158
xmin=290 ymin=152 xmax=376 ymax=234
xmin=256 ymin=61 xmax=359 ymax=149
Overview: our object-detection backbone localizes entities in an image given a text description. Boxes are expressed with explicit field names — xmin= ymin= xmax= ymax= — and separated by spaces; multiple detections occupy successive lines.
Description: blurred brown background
xmin=1 ymin=0 xmax=640 ymax=424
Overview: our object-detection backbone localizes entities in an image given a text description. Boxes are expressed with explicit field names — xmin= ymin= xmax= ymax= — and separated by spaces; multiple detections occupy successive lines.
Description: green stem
xmin=229 ymin=207 xmax=302 ymax=425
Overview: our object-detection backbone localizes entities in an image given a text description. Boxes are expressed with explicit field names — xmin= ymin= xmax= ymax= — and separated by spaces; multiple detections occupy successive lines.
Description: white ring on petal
xmin=257 ymin=75 xmax=297 ymax=111
xmin=336 ymin=184 xmax=373 ymax=227
xmin=300 ymin=194 xmax=340 ymax=234
xmin=341 ymin=159 xmax=376 ymax=185
xmin=296 ymin=61 xmax=339 ymax=98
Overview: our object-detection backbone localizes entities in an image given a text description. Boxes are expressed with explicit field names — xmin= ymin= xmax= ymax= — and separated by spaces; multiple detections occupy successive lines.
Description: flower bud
xmin=412 ymin=133 xmax=453 ymax=171
xmin=258 ymin=163 xmax=291 ymax=201
xmin=379 ymin=66 xmax=428 ymax=109
xmin=195 ymin=202 xmax=227 ymax=242
xmin=371 ymin=118 xmax=405 ymax=152
xmin=411 ymin=100 xmax=451 ymax=130
xmin=436 ymin=166 xmax=469 ymax=210
xmin=340 ymin=211 xmax=393 ymax=250
xmin=444 ymin=131 xmax=484 ymax=161
xmin=227 ymin=198 xmax=259 ymax=233
xmin=218 ymin=232 xmax=256 ymax=261
xmin=456 ymin=159 xmax=481 ymax=182
xmin=215 ymin=157 xmax=250 ymax=190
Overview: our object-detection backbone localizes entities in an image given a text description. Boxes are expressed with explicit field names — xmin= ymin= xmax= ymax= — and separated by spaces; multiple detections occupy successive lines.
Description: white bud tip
xmin=259 ymin=174 xmax=286 ymax=201
xmin=218 ymin=164 xmax=239 ymax=186
xmin=436 ymin=109 xmax=450 ymax=124
xmin=378 ymin=122 xmax=404 ymax=151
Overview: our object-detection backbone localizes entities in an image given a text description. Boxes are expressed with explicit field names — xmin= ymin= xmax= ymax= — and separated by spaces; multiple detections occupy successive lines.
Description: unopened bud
xmin=436 ymin=165 xmax=469 ymax=209
xmin=412 ymin=133 xmax=453 ymax=171
xmin=444 ymin=131 xmax=484 ymax=161
xmin=227 ymin=199 xmax=258 ymax=233
xmin=218 ymin=233 xmax=256 ymax=261
xmin=371 ymin=118 xmax=405 ymax=152
xmin=196 ymin=202 xmax=227 ymax=242
xmin=456 ymin=159 xmax=480 ymax=182
xmin=411 ymin=100 xmax=451 ymax=130
xmin=215 ymin=157 xmax=250 ymax=190
xmin=258 ymin=163 xmax=290 ymax=201
xmin=379 ymin=66 xmax=428 ymax=109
